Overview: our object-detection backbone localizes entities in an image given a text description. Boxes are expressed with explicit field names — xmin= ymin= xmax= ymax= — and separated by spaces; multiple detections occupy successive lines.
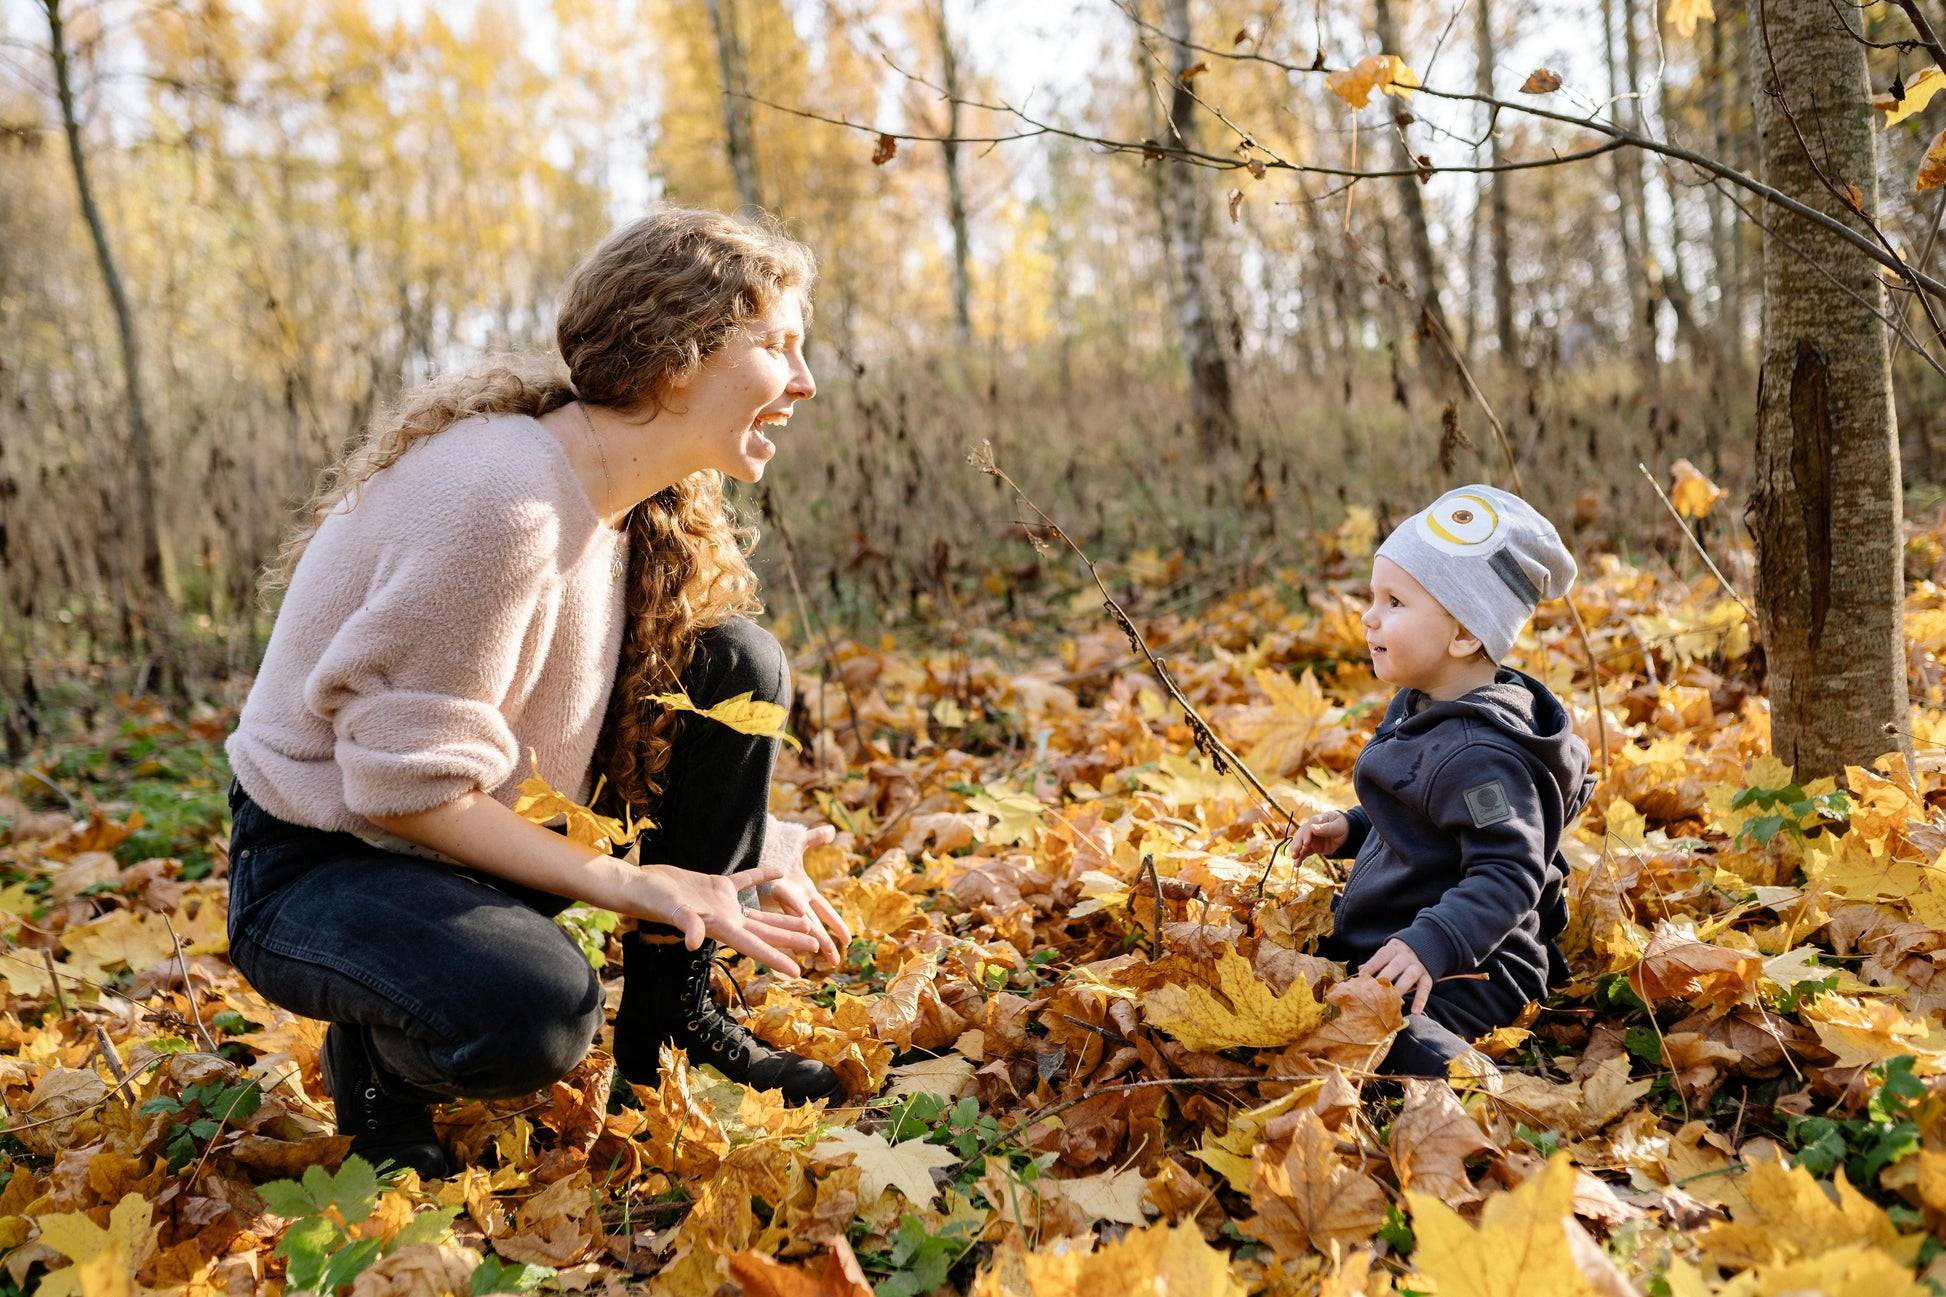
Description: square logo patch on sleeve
xmin=1464 ymin=781 xmax=1513 ymax=828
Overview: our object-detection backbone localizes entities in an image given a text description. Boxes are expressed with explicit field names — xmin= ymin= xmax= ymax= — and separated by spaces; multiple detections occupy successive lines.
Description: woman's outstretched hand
xmin=636 ymin=860 xmax=823 ymax=977
xmin=753 ymin=824 xmax=852 ymax=968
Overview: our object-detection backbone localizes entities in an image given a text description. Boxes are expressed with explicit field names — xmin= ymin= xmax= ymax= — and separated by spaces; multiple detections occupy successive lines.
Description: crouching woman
xmin=224 ymin=208 xmax=853 ymax=1179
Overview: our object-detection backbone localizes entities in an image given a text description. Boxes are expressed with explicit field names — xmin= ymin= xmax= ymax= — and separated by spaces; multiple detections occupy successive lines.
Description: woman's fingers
xmin=810 ymin=890 xmax=852 ymax=952
xmin=727 ymin=859 xmax=792 ymax=891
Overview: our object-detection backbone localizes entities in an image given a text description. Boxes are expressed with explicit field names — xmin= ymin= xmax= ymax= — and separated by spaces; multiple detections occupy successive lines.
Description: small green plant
xmin=854 ymin=1214 xmax=977 ymax=1297
xmin=1786 ymin=1055 xmax=1928 ymax=1183
xmin=140 ymin=1077 xmax=262 ymax=1172
xmin=468 ymin=1255 xmax=556 ymax=1294
xmin=1376 ymin=1203 xmax=1415 ymax=1254
xmin=258 ymin=1156 xmax=460 ymax=1294
xmin=1513 ymin=1124 xmax=1561 ymax=1158
xmin=1730 ymin=782 xmax=1849 ymax=848
xmin=1770 ymin=973 xmax=1840 ymax=1015
xmin=879 ymin=1092 xmax=1051 ymax=1198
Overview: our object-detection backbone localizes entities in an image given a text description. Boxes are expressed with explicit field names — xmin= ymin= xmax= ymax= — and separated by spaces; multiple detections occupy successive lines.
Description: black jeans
xmin=226 ymin=617 xmax=791 ymax=1102
xmin=1378 ymin=973 xmax=1529 ymax=1077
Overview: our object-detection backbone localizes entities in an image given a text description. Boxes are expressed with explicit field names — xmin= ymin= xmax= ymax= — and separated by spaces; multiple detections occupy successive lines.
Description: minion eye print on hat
xmin=1420 ymin=490 xmax=1502 ymax=552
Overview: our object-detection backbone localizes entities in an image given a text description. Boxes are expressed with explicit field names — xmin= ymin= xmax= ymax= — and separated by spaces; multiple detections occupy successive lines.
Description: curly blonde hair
xmin=266 ymin=207 xmax=816 ymax=818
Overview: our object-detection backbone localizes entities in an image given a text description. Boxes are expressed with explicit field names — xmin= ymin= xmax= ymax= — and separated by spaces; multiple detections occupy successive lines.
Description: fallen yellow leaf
xmin=1142 ymin=948 xmax=1332 ymax=1051
xmin=647 ymin=686 xmax=801 ymax=748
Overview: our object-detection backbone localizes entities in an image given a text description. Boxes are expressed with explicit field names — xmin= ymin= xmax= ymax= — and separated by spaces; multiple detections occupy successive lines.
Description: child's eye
xmin=1389 ymin=596 xmax=1402 ymax=608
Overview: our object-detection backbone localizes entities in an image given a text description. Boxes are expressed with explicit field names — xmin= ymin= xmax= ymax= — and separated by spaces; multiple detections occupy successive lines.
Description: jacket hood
xmin=1392 ymin=667 xmax=1591 ymax=809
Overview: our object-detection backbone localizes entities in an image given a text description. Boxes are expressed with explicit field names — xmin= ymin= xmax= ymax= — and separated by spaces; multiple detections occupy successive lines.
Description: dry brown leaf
xmin=1245 ymin=1109 xmax=1387 ymax=1260
xmin=1390 ymin=1079 xmax=1493 ymax=1204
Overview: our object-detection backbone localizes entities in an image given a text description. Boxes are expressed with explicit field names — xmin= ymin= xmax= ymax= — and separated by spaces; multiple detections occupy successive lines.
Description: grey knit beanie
xmin=1374 ymin=485 xmax=1577 ymax=662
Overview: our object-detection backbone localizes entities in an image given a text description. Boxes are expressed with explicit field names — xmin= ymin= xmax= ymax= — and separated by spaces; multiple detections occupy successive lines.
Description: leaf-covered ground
xmin=5 ymin=511 xmax=1946 ymax=1296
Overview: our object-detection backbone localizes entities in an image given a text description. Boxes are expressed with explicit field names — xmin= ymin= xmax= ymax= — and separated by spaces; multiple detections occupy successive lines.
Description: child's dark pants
xmin=225 ymin=617 xmax=789 ymax=1103
xmin=1378 ymin=975 xmax=1530 ymax=1078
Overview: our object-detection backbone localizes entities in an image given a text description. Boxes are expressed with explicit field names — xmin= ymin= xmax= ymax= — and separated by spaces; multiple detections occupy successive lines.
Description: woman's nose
xmin=788 ymin=353 xmax=816 ymax=400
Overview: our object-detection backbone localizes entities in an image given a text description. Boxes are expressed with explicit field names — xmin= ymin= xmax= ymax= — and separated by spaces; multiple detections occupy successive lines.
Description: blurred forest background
xmin=1 ymin=0 xmax=1943 ymax=749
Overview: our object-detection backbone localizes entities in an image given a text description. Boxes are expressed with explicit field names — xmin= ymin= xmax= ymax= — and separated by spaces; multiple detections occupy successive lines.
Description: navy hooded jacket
xmin=1319 ymin=666 xmax=1596 ymax=1006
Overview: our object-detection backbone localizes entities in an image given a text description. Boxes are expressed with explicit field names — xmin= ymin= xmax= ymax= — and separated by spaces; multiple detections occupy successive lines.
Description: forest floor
xmin=3 ymin=502 xmax=1946 ymax=1296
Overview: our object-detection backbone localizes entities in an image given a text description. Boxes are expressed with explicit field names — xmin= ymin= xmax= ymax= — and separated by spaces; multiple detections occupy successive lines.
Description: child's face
xmin=1362 ymin=556 xmax=1487 ymax=692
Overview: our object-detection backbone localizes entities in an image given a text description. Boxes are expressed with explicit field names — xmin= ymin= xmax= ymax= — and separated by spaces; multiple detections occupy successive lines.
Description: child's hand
xmin=1293 ymin=810 xmax=1349 ymax=860
xmin=1361 ymin=938 xmax=1433 ymax=1014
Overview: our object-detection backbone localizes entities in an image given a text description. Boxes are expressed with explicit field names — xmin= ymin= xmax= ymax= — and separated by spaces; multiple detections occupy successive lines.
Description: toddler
xmin=1295 ymin=485 xmax=1595 ymax=1076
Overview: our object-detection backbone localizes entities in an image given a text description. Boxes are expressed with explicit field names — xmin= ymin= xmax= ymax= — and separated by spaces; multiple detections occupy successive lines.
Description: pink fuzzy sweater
xmin=228 ymin=415 xmax=630 ymax=835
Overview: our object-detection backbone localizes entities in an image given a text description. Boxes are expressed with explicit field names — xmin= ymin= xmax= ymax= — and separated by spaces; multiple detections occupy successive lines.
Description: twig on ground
xmin=41 ymin=948 xmax=69 ymax=1017
xmin=967 ymin=443 xmax=1308 ymax=862
xmin=14 ymin=766 xmax=82 ymax=818
xmin=163 ymin=914 xmax=222 ymax=1054
xmin=94 ymin=1025 xmax=127 ymax=1085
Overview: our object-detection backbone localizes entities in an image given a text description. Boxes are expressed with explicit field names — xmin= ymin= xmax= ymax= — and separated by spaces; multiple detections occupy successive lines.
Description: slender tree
xmin=1157 ymin=0 xmax=1238 ymax=450
xmin=1474 ymin=0 xmax=1515 ymax=362
xmin=1372 ymin=0 xmax=1451 ymax=342
xmin=705 ymin=0 xmax=763 ymax=210
xmin=928 ymin=0 xmax=974 ymax=349
xmin=41 ymin=0 xmax=174 ymax=657
xmin=1745 ymin=0 xmax=1912 ymax=779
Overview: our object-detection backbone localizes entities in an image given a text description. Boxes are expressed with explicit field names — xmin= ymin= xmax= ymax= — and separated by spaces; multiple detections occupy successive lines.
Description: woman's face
xmin=671 ymin=290 xmax=816 ymax=483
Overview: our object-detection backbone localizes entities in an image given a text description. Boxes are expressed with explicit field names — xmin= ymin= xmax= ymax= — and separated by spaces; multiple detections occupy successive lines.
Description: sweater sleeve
xmin=301 ymin=483 xmax=561 ymax=821
xmin=1391 ymin=746 xmax=1551 ymax=983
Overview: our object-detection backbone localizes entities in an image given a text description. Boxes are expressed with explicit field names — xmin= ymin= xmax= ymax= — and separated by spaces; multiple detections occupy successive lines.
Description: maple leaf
xmin=971 ymin=1221 xmax=1245 ymax=1297
xmin=1406 ymin=1152 xmax=1628 ymax=1297
xmin=647 ymin=685 xmax=801 ymax=748
xmin=722 ymin=1235 xmax=874 ymax=1297
xmin=1920 ymin=126 xmax=1946 ymax=191
xmin=35 ymin=1193 xmax=161 ymax=1297
xmin=1245 ymin=1109 xmax=1387 ymax=1260
xmin=1390 ymin=1079 xmax=1494 ymax=1204
xmin=884 ymin=1055 xmax=976 ymax=1101
xmin=1797 ymin=992 xmax=1945 ymax=1070
xmin=1042 ymin=1167 xmax=1149 ymax=1225
xmin=491 ymin=1169 xmax=601 ymax=1267
xmin=1142 ymin=949 xmax=1332 ymax=1052
xmin=1520 ymin=69 xmax=1562 ymax=94
xmin=811 ymin=1126 xmax=958 ymax=1207
xmin=1667 ymin=458 xmax=1726 ymax=519
xmin=1326 ymin=54 xmax=1419 ymax=110
xmin=966 ymin=785 xmax=1044 ymax=846
xmin=511 ymin=750 xmax=644 ymax=852
xmin=1627 ymin=920 xmax=1762 ymax=1012
xmin=1875 ymin=65 xmax=1944 ymax=128
xmin=1665 ymin=0 xmax=1715 ymax=38
xmin=1696 ymin=1159 xmax=1921 ymax=1269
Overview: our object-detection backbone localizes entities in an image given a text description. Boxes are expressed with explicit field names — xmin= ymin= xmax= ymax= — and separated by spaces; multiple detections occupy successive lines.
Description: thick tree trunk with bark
xmin=705 ymin=0 xmax=762 ymax=210
xmin=1373 ymin=0 xmax=1450 ymax=342
xmin=929 ymin=0 xmax=974 ymax=349
xmin=1158 ymin=0 xmax=1237 ymax=451
xmin=1746 ymin=0 xmax=1911 ymax=780
xmin=43 ymin=0 xmax=175 ymax=670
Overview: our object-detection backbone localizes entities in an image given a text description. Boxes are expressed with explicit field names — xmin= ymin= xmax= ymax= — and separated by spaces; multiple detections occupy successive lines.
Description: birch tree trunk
xmin=43 ymin=0 xmax=176 ymax=671
xmin=929 ymin=0 xmax=974 ymax=349
xmin=1372 ymin=0 xmax=1451 ymax=342
xmin=1746 ymin=0 xmax=1911 ymax=779
xmin=705 ymin=0 xmax=762 ymax=210
xmin=1158 ymin=0 xmax=1237 ymax=450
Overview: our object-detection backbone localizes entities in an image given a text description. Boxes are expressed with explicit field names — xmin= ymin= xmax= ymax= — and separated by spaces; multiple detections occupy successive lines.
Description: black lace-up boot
xmin=613 ymin=935 xmax=844 ymax=1106
xmin=320 ymin=1023 xmax=452 ymax=1179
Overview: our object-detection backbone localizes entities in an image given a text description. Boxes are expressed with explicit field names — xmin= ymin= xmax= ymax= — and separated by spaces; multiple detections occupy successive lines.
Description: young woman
xmin=224 ymin=209 xmax=853 ymax=1179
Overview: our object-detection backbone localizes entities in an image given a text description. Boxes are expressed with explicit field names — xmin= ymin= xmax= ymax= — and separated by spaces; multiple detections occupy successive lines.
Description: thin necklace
xmin=577 ymin=401 xmax=626 ymax=579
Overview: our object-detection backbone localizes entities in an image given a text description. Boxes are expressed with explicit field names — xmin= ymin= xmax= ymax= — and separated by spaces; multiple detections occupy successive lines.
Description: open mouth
xmin=748 ymin=412 xmax=788 ymax=454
